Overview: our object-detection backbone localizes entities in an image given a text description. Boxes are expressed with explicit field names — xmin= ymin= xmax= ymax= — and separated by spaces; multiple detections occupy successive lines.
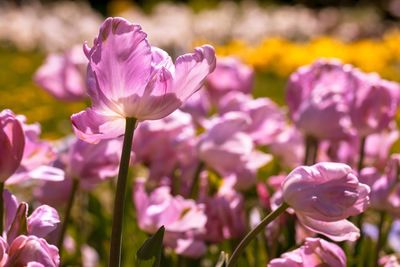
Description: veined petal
xmin=86 ymin=17 xmax=153 ymax=115
xmin=172 ymin=45 xmax=216 ymax=102
xmin=71 ymin=108 xmax=125 ymax=144
xmin=6 ymin=166 xmax=64 ymax=185
xmin=121 ymin=66 xmax=182 ymax=120
xmin=27 ymin=205 xmax=60 ymax=238
xmin=297 ymin=214 xmax=360 ymax=242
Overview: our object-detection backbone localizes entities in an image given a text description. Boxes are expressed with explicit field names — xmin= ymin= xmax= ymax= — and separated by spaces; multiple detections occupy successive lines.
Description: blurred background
xmin=1 ymin=0 xmax=400 ymax=138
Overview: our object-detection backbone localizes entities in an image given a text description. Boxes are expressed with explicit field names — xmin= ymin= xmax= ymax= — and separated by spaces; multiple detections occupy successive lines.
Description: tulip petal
xmin=86 ymin=17 xmax=152 ymax=113
xmin=6 ymin=166 xmax=65 ymax=185
xmin=297 ymin=214 xmax=360 ymax=242
xmin=28 ymin=205 xmax=60 ymax=238
xmin=71 ymin=108 xmax=125 ymax=144
xmin=173 ymin=45 xmax=216 ymax=101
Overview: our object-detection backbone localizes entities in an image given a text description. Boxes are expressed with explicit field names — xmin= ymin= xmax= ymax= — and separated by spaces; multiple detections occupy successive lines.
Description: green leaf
xmin=136 ymin=225 xmax=165 ymax=267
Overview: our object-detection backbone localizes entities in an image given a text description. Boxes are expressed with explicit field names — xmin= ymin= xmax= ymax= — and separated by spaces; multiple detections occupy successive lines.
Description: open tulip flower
xmin=205 ymin=57 xmax=254 ymax=104
xmin=286 ymin=59 xmax=356 ymax=141
xmin=71 ymin=17 xmax=216 ymax=144
xmin=34 ymin=45 xmax=88 ymax=102
xmin=282 ymin=162 xmax=370 ymax=241
xmin=350 ymin=70 xmax=400 ymax=137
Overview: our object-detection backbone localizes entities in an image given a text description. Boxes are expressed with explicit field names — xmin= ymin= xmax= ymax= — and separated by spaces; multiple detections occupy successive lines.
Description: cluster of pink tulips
xmin=3 ymin=16 xmax=400 ymax=267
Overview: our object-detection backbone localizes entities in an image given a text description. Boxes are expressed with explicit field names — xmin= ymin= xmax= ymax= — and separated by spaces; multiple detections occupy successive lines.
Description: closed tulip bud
xmin=282 ymin=162 xmax=370 ymax=241
xmin=0 ymin=110 xmax=25 ymax=182
xmin=71 ymin=17 xmax=216 ymax=144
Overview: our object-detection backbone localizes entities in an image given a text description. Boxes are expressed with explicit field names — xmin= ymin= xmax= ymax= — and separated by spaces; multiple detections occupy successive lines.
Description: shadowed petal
xmin=297 ymin=214 xmax=360 ymax=242
xmin=71 ymin=108 xmax=125 ymax=144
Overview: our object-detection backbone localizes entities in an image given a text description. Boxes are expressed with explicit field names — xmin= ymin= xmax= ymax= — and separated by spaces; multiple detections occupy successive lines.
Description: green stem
xmin=0 ymin=182 xmax=4 ymax=234
xmin=304 ymin=136 xmax=319 ymax=165
xmin=303 ymin=136 xmax=312 ymax=165
xmin=354 ymin=136 xmax=368 ymax=259
xmin=373 ymin=212 xmax=388 ymax=267
xmin=188 ymin=161 xmax=204 ymax=199
xmin=108 ymin=117 xmax=137 ymax=267
xmin=357 ymin=136 xmax=367 ymax=173
xmin=57 ymin=179 xmax=79 ymax=255
xmin=310 ymin=137 xmax=319 ymax=165
xmin=227 ymin=203 xmax=288 ymax=267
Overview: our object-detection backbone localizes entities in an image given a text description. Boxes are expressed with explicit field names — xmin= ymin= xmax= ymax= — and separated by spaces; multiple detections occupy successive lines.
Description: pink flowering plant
xmin=4 ymin=13 xmax=400 ymax=267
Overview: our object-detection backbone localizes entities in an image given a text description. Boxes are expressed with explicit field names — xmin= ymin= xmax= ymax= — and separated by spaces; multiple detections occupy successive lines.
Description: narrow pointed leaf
xmin=136 ymin=225 xmax=165 ymax=267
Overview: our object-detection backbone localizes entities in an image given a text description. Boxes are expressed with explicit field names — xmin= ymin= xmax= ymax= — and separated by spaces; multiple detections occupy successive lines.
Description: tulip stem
xmin=354 ymin=136 xmax=368 ymax=258
xmin=189 ymin=161 xmax=204 ymax=199
xmin=373 ymin=211 xmax=388 ymax=267
xmin=303 ymin=136 xmax=311 ymax=165
xmin=357 ymin=136 xmax=367 ymax=173
xmin=0 ymin=182 xmax=3 ymax=234
xmin=109 ymin=117 xmax=137 ymax=267
xmin=57 ymin=178 xmax=79 ymax=255
xmin=304 ymin=136 xmax=319 ymax=165
xmin=227 ymin=202 xmax=288 ymax=267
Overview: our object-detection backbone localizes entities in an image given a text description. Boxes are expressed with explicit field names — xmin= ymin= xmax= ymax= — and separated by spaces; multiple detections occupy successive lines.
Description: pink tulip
xmin=66 ymin=138 xmax=121 ymax=189
xmin=318 ymin=136 xmax=357 ymax=167
xmin=132 ymin=110 xmax=197 ymax=183
xmin=0 ymin=110 xmax=25 ymax=182
xmin=286 ymin=59 xmax=355 ymax=140
xmin=0 ymin=237 xmax=7 ymax=266
xmin=35 ymin=136 xmax=121 ymax=201
xmin=359 ymin=167 xmax=388 ymax=211
xmin=206 ymin=57 xmax=253 ymax=104
xmin=34 ymin=178 xmax=72 ymax=208
xmin=180 ymin=89 xmax=211 ymax=126
xmin=350 ymin=70 xmax=399 ymax=136
xmin=256 ymin=182 xmax=271 ymax=210
xmin=282 ymin=162 xmax=370 ymax=241
xmin=3 ymin=191 xmax=60 ymax=245
xmin=202 ymin=184 xmax=246 ymax=243
xmin=3 ymin=190 xmax=18 ymax=234
xmin=319 ymin=124 xmax=399 ymax=170
xmin=6 ymin=116 xmax=63 ymax=185
xmin=364 ymin=125 xmax=399 ymax=170
xmin=268 ymin=237 xmax=346 ymax=267
xmin=218 ymin=92 xmax=286 ymax=145
xmin=71 ymin=17 xmax=216 ymax=144
xmin=362 ymin=155 xmax=400 ymax=217
xmin=379 ymin=255 xmax=400 ymax=267
xmin=269 ymin=125 xmax=305 ymax=168
xmin=34 ymin=45 xmax=88 ymax=102
xmin=5 ymin=235 xmax=59 ymax=267
xmin=133 ymin=180 xmax=207 ymax=258
xmin=81 ymin=244 xmax=99 ymax=267
xmin=27 ymin=205 xmax=60 ymax=240
xmin=198 ymin=112 xmax=272 ymax=189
